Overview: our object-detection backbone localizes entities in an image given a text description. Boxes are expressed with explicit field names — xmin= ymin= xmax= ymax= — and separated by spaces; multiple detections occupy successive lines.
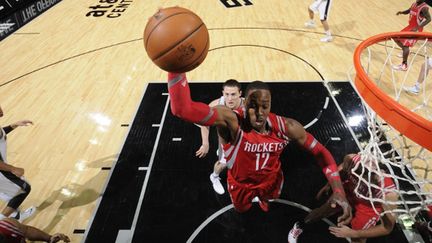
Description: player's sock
xmin=325 ymin=30 xmax=331 ymax=36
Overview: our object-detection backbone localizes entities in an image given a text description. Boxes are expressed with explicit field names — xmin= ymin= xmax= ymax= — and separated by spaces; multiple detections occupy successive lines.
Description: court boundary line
xmin=322 ymin=81 xmax=362 ymax=149
xmin=81 ymin=82 xmax=149 ymax=243
xmin=126 ymin=92 xmax=171 ymax=240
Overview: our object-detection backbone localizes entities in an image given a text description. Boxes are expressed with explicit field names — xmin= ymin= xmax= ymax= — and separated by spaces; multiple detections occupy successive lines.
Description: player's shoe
xmin=392 ymin=63 xmax=408 ymax=71
xmin=320 ymin=35 xmax=333 ymax=42
xmin=288 ymin=222 xmax=303 ymax=243
xmin=304 ymin=20 xmax=316 ymax=28
xmin=210 ymin=174 xmax=225 ymax=195
xmin=16 ymin=206 xmax=36 ymax=223
xmin=404 ymin=85 xmax=420 ymax=95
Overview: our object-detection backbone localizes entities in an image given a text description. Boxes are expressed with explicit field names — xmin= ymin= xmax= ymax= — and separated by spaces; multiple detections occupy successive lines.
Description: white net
xmin=350 ymin=32 xmax=432 ymax=219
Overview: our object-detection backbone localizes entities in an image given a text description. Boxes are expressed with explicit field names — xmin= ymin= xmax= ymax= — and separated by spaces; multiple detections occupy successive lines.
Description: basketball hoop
xmin=352 ymin=32 xmax=432 ymax=218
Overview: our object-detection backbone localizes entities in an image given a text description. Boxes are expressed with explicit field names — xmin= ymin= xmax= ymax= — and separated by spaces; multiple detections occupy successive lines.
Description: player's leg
xmin=402 ymin=46 xmax=410 ymax=64
xmin=0 ymin=172 xmax=24 ymax=219
xmin=5 ymin=178 xmax=35 ymax=222
xmin=320 ymin=20 xmax=333 ymax=42
xmin=288 ymin=200 xmax=340 ymax=243
xmin=305 ymin=0 xmax=318 ymax=28
xmin=0 ymin=173 xmax=35 ymax=222
xmin=318 ymin=0 xmax=332 ymax=42
xmin=210 ymin=160 xmax=226 ymax=194
xmin=405 ymin=57 xmax=432 ymax=94
xmin=308 ymin=7 xmax=314 ymax=20
xmin=393 ymin=43 xmax=410 ymax=71
xmin=393 ymin=27 xmax=416 ymax=71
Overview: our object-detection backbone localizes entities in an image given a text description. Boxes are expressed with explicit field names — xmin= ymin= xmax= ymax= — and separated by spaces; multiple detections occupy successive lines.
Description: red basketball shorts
xmin=399 ymin=25 xmax=423 ymax=47
xmin=227 ymin=170 xmax=283 ymax=212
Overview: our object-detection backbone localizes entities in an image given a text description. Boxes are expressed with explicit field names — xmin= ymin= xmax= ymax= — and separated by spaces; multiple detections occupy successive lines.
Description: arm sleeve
xmin=167 ymin=73 xmax=218 ymax=126
xmin=302 ymin=132 xmax=341 ymax=186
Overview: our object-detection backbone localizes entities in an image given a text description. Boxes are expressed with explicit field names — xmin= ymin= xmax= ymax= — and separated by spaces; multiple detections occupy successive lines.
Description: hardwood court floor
xmin=0 ymin=0 xmax=430 ymax=242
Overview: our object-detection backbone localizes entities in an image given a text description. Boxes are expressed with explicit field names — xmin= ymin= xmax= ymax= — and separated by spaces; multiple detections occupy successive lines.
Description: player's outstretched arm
xmin=3 ymin=218 xmax=70 ymax=242
xmin=195 ymin=99 xmax=220 ymax=158
xmin=396 ymin=9 xmax=410 ymax=15
xmin=168 ymin=73 xmax=239 ymax=136
xmin=283 ymin=117 xmax=352 ymax=226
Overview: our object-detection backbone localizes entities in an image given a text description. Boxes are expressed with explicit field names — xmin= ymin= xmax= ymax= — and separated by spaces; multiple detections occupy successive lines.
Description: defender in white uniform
xmin=195 ymin=80 xmax=244 ymax=195
xmin=304 ymin=0 xmax=333 ymax=42
xmin=0 ymin=106 xmax=35 ymax=222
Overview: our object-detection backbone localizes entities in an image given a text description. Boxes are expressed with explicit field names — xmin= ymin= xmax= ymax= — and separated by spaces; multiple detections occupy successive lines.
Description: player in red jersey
xmin=393 ymin=0 xmax=431 ymax=71
xmin=0 ymin=217 xmax=69 ymax=242
xmin=288 ymin=153 xmax=398 ymax=243
xmin=167 ymin=72 xmax=352 ymax=226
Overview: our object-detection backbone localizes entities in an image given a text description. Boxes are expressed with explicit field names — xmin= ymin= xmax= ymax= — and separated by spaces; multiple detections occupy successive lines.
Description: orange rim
xmin=353 ymin=32 xmax=432 ymax=152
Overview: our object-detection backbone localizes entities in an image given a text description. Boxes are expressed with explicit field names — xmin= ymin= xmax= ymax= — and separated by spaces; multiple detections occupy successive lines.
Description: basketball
xmin=143 ymin=7 xmax=210 ymax=73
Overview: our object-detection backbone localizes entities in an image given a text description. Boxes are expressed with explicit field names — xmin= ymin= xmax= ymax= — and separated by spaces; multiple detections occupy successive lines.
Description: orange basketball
xmin=144 ymin=7 xmax=210 ymax=73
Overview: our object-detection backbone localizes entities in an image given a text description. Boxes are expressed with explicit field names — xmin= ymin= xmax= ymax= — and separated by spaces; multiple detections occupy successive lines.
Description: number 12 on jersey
xmin=255 ymin=152 xmax=269 ymax=170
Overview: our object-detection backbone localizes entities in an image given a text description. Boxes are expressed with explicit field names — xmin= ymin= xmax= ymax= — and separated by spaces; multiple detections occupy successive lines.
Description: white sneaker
xmin=17 ymin=206 xmax=36 ymax=222
xmin=288 ymin=222 xmax=303 ymax=243
xmin=392 ymin=63 xmax=408 ymax=71
xmin=304 ymin=21 xmax=316 ymax=28
xmin=209 ymin=174 xmax=225 ymax=195
xmin=404 ymin=85 xmax=420 ymax=95
xmin=320 ymin=35 xmax=333 ymax=42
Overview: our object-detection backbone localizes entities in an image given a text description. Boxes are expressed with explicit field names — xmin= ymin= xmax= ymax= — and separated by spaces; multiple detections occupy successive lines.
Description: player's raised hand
xmin=195 ymin=144 xmax=209 ymax=158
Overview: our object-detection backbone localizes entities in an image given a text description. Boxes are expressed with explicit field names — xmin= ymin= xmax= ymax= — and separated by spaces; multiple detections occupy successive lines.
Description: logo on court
xmin=86 ymin=0 xmax=134 ymax=18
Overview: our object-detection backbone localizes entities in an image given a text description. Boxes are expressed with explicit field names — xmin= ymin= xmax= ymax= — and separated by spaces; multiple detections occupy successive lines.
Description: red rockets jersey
xmin=408 ymin=2 xmax=428 ymax=27
xmin=223 ymin=108 xmax=290 ymax=186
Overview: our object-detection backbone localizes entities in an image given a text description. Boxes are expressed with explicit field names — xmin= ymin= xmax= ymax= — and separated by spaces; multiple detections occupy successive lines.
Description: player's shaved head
xmin=245 ymin=81 xmax=270 ymax=97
